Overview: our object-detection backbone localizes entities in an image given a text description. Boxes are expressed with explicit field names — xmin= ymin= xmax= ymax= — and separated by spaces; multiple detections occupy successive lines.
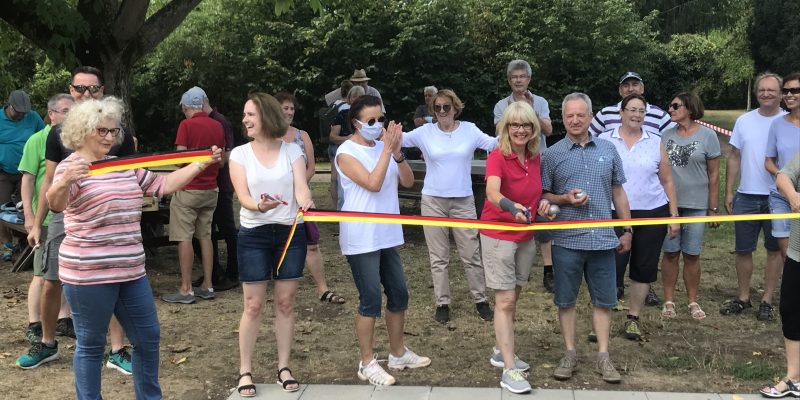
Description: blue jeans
xmin=732 ymin=192 xmax=778 ymax=252
xmin=551 ymin=246 xmax=617 ymax=309
xmin=346 ymin=247 xmax=409 ymax=317
xmin=63 ymin=277 xmax=161 ymax=400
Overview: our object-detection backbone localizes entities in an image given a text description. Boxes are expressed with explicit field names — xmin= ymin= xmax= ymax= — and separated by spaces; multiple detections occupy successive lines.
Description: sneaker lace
xmin=119 ymin=347 xmax=133 ymax=363
xmin=28 ymin=342 xmax=43 ymax=357
xmin=505 ymin=369 xmax=528 ymax=381
xmin=363 ymin=361 xmax=393 ymax=385
xmin=599 ymin=357 xmax=616 ymax=373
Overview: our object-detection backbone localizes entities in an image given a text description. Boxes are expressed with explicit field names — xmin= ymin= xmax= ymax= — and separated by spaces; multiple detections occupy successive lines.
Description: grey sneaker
xmin=553 ymin=353 xmax=577 ymax=380
xmin=161 ymin=292 xmax=196 ymax=304
xmin=596 ymin=357 xmax=621 ymax=383
xmin=193 ymin=287 xmax=216 ymax=300
xmin=489 ymin=347 xmax=530 ymax=372
xmin=501 ymin=368 xmax=531 ymax=394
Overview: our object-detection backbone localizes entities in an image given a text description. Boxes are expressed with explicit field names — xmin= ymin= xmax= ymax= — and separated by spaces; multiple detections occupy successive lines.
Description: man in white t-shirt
xmin=722 ymin=72 xmax=786 ymax=321
xmin=492 ymin=59 xmax=555 ymax=293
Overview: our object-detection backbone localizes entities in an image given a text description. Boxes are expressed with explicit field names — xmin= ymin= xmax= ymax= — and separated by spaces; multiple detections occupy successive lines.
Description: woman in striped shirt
xmin=47 ymin=96 xmax=221 ymax=399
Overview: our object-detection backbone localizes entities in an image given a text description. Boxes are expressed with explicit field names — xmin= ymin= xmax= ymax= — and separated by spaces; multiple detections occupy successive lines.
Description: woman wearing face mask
xmin=335 ymin=95 xmax=430 ymax=386
xmin=597 ymin=94 xmax=680 ymax=338
xmin=276 ymin=92 xmax=345 ymax=305
xmin=402 ymin=89 xmax=497 ymax=324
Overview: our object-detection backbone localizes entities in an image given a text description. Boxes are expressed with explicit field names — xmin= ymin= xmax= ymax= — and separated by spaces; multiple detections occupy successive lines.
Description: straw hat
xmin=349 ymin=69 xmax=371 ymax=82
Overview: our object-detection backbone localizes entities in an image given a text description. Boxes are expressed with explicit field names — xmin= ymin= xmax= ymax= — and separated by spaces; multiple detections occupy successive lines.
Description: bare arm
xmin=725 ymin=147 xmax=740 ymax=214
xmin=611 ymin=184 xmax=633 ymax=252
xmin=777 ymin=173 xmax=800 ymax=212
xmin=20 ymin=173 xmax=35 ymax=232
xmin=291 ymin=157 xmax=314 ymax=210
xmin=657 ymin=145 xmax=679 ymax=216
xmin=161 ymin=146 xmax=222 ymax=195
xmin=329 ymin=125 xmax=351 ymax=145
xmin=707 ymin=157 xmax=721 ymax=227
xmin=301 ymin=131 xmax=315 ymax=181
xmin=765 ymin=156 xmax=780 ymax=177
xmin=539 ymin=117 xmax=553 ymax=136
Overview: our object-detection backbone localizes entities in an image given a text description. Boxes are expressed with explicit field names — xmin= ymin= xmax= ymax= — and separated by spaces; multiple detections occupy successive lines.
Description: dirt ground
xmin=0 ymin=170 xmax=788 ymax=399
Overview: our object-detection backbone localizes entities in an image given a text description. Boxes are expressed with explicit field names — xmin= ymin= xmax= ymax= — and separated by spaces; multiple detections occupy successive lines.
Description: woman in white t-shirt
xmin=335 ymin=95 xmax=431 ymax=386
xmin=229 ymin=93 xmax=314 ymax=397
xmin=402 ymin=89 xmax=497 ymax=324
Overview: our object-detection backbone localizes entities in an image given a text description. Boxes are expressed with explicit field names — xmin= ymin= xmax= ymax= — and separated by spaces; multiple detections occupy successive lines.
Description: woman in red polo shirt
xmin=480 ymin=101 xmax=551 ymax=394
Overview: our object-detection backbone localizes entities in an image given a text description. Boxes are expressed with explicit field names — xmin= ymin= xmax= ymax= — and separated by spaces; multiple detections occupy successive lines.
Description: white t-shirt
xmin=598 ymin=127 xmax=667 ymax=210
xmin=230 ymin=141 xmax=303 ymax=227
xmin=402 ymin=121 xmax=497 ymax=197
xmin=729 ymin=109 xmax=786 ymax=195
xmin=493 ymin=91 xmax=550 ymax=151
xmin=335 ymin=139 xmax=404 ymax=255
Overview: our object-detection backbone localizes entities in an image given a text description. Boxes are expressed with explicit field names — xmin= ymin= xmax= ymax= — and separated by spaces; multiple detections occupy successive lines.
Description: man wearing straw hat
xmin=348 ymin=69 xmax=385 ymax=112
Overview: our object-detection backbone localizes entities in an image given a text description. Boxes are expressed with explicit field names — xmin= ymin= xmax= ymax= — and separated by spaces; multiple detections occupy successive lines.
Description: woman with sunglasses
xmin=275 ymin=92 xmax=345 ymax=305
xmin=479 ymin=101 xmax=552 ymax=393
xmin=597 ymin=94 xmax=679 ymax=338
xmin=660 ymin=91 xmax=720 ymax=320
xmin=46 ymin=97 xmax=221 ymax=399
xmin=401 ymin=89 xmax=497 ymax=324
xmin=765 ymin=72 xmax=800 ymax=261
xmin=230 ymin=92 xmax=314 ymax=397
xmin=335 ymin=95 xmax=430 ymax=386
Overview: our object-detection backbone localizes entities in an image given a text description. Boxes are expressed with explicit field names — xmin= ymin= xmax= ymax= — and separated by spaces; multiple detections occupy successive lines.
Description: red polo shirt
xmin=175 ymin=112 xmax=225 ymax=190
xmin=479 ymin=147 xmax=542 ymax=243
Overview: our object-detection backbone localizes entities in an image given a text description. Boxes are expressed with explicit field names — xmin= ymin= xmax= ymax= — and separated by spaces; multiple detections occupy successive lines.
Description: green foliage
xmin=731 ymin=361 xmax=779 ymax=381
xmin=749 ymin=0 xmax=800 ymax=76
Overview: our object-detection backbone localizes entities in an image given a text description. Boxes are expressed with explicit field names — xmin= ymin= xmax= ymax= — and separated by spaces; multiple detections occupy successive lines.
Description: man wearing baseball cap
xmin=0 ymin=90 xmax=45 ymax=260
xmin=162 ymin=86 xmax=225 ymax=305
xmin=589 ymin=72 xmax=673 ymax=137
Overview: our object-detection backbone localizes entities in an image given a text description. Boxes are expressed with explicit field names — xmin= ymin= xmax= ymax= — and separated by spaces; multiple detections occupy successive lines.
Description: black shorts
xmin=613 ymin=204 xmax=669 ymax=284
xmin=781 ymin=257 xmax=800 ymax=340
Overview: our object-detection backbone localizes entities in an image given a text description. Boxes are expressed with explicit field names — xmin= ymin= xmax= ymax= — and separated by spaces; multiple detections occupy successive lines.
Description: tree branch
xmin=131 ymin=0 xmax=202 ymax=60
xmin=113 ymin=0 xmax=150 ymax=46
xmin=0 ymin=0 xmax=86 ymax=64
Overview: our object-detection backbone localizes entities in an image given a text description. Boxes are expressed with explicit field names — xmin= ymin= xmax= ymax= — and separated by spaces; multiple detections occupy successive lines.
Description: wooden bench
xmin=0 ymin=219 xmax=34 ymax=272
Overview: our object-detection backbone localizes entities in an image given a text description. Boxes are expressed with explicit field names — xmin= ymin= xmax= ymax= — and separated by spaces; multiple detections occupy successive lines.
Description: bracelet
xmin=708 ymin=207 xmax=719 ymax=213
xmin=670 ymin=213 xmax=680 ymax=217
xmin=256 ymin=203 xmax=264 ymax=213
xmin=393 ymin=154 xmax=406 ymax=163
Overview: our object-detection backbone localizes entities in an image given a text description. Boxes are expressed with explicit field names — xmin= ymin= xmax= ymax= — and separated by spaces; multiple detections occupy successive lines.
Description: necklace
xmin=437 ymin=121 xmax=459 ymax=133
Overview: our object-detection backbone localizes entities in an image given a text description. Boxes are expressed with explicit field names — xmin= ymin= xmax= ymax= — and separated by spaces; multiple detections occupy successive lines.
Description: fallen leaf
xmin=170 ymin=345 xmax=192 ymax=353
xmin=752 ymin=351 xmax=762 ymax=356
xmin=173 ymin=357 xmax=187 ymax=365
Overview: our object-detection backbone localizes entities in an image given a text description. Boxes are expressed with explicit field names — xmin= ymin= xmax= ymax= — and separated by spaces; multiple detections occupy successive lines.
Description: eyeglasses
xmin=510 ymin=74 xmax=529 ymax=81
xmin=668 ymin=103 xmax=684 ymax=111
xmin=361 ymin=117 xmax=386 ymax=126
xmin=433 ymin=104 xmax=452 ymax=113
xmin=782 ymin=87 xmax=800 ymax=95
xmin=623 ymin=107 xmax=646 ymax=114
xmin=95 ymin=127 xmax=121 ymax=138
xmin=508 ymin=122 xmax=533 ymax=131
xmin=71 ymin=84 xmax=102 ymax=94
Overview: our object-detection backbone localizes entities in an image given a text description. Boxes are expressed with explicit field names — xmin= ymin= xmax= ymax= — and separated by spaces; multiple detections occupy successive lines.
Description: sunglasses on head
xmin=71 ymin=84 xmax=102 ymax=94
xmin=361 ymin=116 xmax=386 ymax=126
xmin=668 ymin=103 xmax=684 ymax=110
xmin=433 ymin=104 xmax=452 ymax=113
xmin=782 ymin=87 xmax=800 ymax=95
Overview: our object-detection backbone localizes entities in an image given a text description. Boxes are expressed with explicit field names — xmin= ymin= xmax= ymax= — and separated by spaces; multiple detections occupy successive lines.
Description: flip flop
xmin=320 ymin=290 xmax=345 ymax=304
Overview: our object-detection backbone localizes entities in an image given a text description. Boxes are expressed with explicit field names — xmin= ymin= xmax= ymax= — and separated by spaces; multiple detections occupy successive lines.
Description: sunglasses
xmin=782 ymin=87 xmax=800 ymax=95
xmin=360 ymin=117 xmax=386 ymax=126
xmin=668 ymin=103 xmax=684 ymax=111
xmin=433 ymin=104 xmax=452 ymax=113
xmin=96 ymin=127 xmax=122 ymax=138
xmin=71 ymin=84 xmax=102 ymax=94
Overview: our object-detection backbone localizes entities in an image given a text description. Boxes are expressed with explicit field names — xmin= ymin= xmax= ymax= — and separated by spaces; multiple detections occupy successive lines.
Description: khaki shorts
xmin=41 ymin=213 xmax=64 ymax=282
xmin=480 ymin=234 xmax=537 ymax=291
xmin=168 ymin=189 xmax=218 ymax=241
xmin=32 ymin=226 xmax=48 ymax=277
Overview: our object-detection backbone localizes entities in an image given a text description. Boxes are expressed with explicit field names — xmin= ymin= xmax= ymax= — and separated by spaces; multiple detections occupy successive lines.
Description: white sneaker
xmin=387 ymin=346 xmax=431 ymax=370
xmin=357 ymin=356 xmax=396 ymax=386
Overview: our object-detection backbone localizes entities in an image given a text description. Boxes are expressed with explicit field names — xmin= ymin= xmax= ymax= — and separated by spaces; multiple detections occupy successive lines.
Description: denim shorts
xmin=732 ymin=192 xmax=778 ymax=252
xmin=346 ymin=247 xmax=408 ymax=318
xmin=769 ymin=190 xmax=792 ymax=239
xmin=662 ymin=208 xmax=707 ymax=256
xmin=551 ymin=245 xmax=617 ymax=309
xmin=237 ymin=223 xmax=306 ymax=282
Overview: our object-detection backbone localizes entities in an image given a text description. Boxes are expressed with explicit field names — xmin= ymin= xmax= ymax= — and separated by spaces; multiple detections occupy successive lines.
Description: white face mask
xmin=358 ymin=120 xmax=383 ymax=140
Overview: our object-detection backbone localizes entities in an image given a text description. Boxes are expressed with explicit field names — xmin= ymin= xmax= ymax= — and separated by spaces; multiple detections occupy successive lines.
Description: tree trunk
xmin=100 ymin=58 xmax=136 ymax=137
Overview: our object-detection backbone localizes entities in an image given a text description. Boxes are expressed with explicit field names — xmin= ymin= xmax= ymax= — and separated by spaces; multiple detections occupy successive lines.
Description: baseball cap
xmin=618 ymin=72 xmax=643 ymax=84
xmin=8 ymin=90 xmax=31 ymax=113
xmin=180 ymin=86 xmax=207 ymax=108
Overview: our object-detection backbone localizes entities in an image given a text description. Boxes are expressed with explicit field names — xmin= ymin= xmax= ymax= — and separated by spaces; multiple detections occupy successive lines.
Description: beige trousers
xmin=421 ymin=194 xmax=487 ymax=306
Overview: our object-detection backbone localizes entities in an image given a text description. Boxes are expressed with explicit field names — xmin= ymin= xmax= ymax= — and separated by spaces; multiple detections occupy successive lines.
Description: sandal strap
xmin=238 ymin=371 xmax=252 ymax=380
xmin=278 ymin=367 xmax=292 ymax=377
xmin=785 ymin=379 xmax=799 ymax=390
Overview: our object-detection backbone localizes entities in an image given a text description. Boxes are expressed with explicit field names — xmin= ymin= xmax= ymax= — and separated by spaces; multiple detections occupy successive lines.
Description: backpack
xmin=317 ymin=101 xmax=346 ymax=144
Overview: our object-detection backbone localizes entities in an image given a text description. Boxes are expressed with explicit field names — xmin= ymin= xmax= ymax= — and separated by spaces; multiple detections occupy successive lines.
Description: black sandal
xmin=237 ymin=372 xmax=256 ymax=398
xmin=320 ymin=290 xmax=346 ymax=304
xmin=760 ymin=379 xmax=800 ymax=398
xmin=277 ymin=367 xmax=300 ymax=392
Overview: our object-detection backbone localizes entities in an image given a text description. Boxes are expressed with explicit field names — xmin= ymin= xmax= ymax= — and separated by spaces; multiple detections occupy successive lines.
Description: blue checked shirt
xmin=541 ymin=135 xmax=626 ymax=250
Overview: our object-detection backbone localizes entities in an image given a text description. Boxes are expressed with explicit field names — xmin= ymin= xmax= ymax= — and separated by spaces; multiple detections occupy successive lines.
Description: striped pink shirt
xmin=54 ymin=153 xmax=166 ymax=285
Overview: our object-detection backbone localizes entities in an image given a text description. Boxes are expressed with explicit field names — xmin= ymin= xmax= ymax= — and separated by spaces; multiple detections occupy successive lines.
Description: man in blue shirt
xmin=541 ymin=93 xmax=632 ymax=384
xmin=0 ymin=90 xmax=45 ymax=260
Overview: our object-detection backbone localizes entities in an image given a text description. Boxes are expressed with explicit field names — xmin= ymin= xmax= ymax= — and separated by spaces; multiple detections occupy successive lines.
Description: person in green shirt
xmin=16 ymin=93 xmax=74 ymax=355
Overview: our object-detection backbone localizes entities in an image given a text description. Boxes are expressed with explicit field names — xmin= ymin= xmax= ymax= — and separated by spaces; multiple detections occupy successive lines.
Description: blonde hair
xmin=60 ymin=96 xmax=124 ymax=150
xmin=428 ymin=89 xmax=465 ymax=118
xmin=496 ymin=101 xmax=541 ymax=157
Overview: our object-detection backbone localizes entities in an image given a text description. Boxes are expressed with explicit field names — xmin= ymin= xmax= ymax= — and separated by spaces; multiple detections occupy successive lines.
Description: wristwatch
xmin=708 ymin=207 xmax=719 ymax=212
xmin=622 ymin=228 xmax=633 ymax=234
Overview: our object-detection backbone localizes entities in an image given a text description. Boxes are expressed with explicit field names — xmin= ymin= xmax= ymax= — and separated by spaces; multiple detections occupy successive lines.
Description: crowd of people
xmin=0 ymin=61 xmax=798 ymax=398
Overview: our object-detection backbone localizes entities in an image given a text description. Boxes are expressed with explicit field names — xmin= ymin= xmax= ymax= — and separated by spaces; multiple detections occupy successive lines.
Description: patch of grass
xmin=731 ymin=361 xmax=779 ymax=381
xmin=654 ymin=355 xmax=693 ymax=373
xmin=703 ymin=109 xmax=746 ymax=131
